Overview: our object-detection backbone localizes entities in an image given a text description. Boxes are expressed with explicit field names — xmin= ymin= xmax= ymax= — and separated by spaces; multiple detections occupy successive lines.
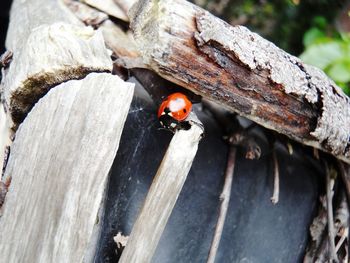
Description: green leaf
xmin=342 ymin=85 xmax=350 ymax=95
xmin=303 ymin=28 xmax=326 ymax=47
xmin=312 ymin=16 xmax=327 ymax=29
xmin=327 ymin=61 xmax=350 ymax=83
xmin=300 ymin=42 xmax=343 ymax=69
xmin=336 ymin=82 xmax=350 ymax=95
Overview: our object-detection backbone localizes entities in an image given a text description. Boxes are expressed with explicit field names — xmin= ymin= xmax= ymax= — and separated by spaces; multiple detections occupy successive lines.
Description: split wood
xmin=119 ymin=114 xmax=204 ymax=263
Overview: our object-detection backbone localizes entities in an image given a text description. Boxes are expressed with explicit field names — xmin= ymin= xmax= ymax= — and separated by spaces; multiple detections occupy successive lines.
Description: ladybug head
xmin=158 ymin=111 xmax=191 ymax=131
xmin=158 ymin=110 xmax=180 ymax=130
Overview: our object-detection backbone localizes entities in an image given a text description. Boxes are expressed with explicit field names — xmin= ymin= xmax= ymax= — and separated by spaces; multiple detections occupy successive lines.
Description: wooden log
xmin=3 ymin=0 xmax=113 ymax=129
xmin=129 ymin=0 xmax=350 ymax=164
xmin=5 ymin=0 xmax=82 ymax=52
xmin=62 ymin=1 xmax=140 ymax=61
xmin=0 ymin=73 xmax=134 ymax=263
xmin=119 ymin=113 xmax=204 ymax=263
xmin=81 ymin=0 xmax=128 ymax=21
xmin=3 ymin=22 xmax=113 ymax=128
xmin=0 ymin=0 xmax=113 ymax=181
xmin=100 ymin=20 xmax=145 ymax=69
xmin=64 ymin=0 xmax=109 ymax=27
xmin=0 ymin=105 xmax=11 ymax=175
xmin=114 ymin=0 xmax=137 ymax=16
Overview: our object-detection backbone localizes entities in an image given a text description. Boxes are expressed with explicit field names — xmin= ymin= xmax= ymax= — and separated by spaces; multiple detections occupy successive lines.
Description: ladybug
xmin=158 ymin=92 xmax=192 ymax=130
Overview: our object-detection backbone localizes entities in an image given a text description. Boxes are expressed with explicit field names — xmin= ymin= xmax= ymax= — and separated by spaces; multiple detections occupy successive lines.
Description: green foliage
xmin=300 ymin=17 xmax=350 ymax=95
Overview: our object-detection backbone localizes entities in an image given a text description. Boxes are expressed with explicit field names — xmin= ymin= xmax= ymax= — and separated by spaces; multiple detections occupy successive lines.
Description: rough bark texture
xmin=119 ymin=113 xmax=204 ymax=263
xmin=129 ymin=0 xmax=350 ymax=163
xmin=0 ymin=73 xmax=134 ymax=263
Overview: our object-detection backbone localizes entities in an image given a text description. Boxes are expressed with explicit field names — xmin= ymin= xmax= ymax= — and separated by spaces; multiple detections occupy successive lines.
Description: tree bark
xmin=129 ymin=0 xmax=350 ymax=164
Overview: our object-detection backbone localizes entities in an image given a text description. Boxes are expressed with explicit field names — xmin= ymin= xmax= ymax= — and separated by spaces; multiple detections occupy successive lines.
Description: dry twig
xmin=119 ymin=113 xmax=204 ymax=263
xmin=207 ymin=145 xmax=237 ymax=263
xmin=334 ymin=189 xmax=349 ymax=261
xmin=325 ymin=163 xmax=339 ymax=262
xmin=271 ymin=149 xmax=280 ymax=205
xmin=336 ymin=228 xmax=348 ymax=254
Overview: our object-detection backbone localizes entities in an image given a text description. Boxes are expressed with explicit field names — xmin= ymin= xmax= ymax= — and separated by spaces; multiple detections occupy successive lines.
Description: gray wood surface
xmin=0 ymin=73 xmax=134 ymax=263
xmin=129 ymin=0 xmax=350 ymax=164
xmin=5 ymin=0 xmax=82 ymax=52
xmin=114 ymin=0 xmax=137 ymax=16
xmin=0 ymin=0 xmax=113 ymax=170
xmin=3 ymin=22 xmax=112 ymax=127
xmin=119 ymin=115 xmax=204 ymax=263
xmin=82 ymin=0 xmax=128 ymax=21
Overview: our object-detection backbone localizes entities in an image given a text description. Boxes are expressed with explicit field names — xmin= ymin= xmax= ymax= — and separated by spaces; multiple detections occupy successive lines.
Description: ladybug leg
xmin=178 ymin=121 xmax=191 ymax=131
xmin=158 ymin=114 xmax=180 ymax=130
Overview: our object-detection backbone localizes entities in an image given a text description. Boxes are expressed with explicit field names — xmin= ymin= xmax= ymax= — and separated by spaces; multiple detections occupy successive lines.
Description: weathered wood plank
xmin=129 ymin=0 xmax=350 ymax=164
xmin=100 ymin=20 xmax=141 ymax=62
xmin=0 ymin=105 xmax=11 ymax=174
xmin=64 ymin=0 xmax=109 ymax=27
xmin=5 ymin=0 xmax=82 ymax=52
xmin=0 ymin=73 xmax=134 ymax=263
xmin=114 ymin=0 xmax=137 ymax=16
xmin=81 ymin=0 xmax=128 ymax=21
xmin=3 ymin=22 xmax=113 ymax=127
xmin=119 ymin=113 xmax=204 ymax=263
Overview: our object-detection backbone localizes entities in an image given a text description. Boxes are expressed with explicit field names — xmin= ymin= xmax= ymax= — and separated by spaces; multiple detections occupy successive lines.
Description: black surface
xmin=95 ymin=80 xmax=321 ymax=263
xmin=0 ymin=0 xmax=11 ymax=54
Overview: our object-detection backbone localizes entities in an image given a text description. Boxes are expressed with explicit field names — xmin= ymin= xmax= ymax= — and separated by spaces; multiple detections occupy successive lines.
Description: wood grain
xmin=3 ymin=22 xmax=113 ymax=127
xmin=119 ymin=113 xmax=204 ymax=263
xmin=0 ymin=73 xmax=134 ymax=263
xmin=114 ymin=0 xmax=137 ymax=16
xmin=0 ymin=105 xmax=11 ymax=175
xmin=129 ymin=0 xmax=350 ymax=164
xmin=82 ymin=0 xmax=128 ymax=21
xmin=5 ymin=0 xmax=82 ymax=52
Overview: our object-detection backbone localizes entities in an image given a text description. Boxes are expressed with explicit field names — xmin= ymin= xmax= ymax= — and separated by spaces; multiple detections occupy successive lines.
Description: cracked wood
xmin=0 ymin=73 xmax=134 ymax=263
xmin=129 ymin=0 xmax=350 ymax=163
xmin=119 ymin=113 xmax=204 ymax=263
xmin=2 ymin=0 xmax=113 ymax=129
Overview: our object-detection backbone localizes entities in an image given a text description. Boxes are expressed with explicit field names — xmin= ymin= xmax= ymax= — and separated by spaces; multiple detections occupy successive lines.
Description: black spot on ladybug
xmin=183 ymin=109 xmax=187 ymax=113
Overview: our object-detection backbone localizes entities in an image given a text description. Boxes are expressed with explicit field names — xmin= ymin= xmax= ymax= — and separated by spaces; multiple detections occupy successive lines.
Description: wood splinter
xmin=119 ymin=112 xmax=204 ymax=263
xmin=325 ymin=163 xmax=339 ymax=262
xmin=207 ymin=144 xmax=237 ymax=263
xmin=271 ymin=149 xmax=280 ymax=205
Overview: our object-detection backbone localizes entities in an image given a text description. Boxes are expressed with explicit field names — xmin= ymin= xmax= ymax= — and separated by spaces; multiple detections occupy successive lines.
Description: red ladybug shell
xmin=158 ymin=93 xmax=192 ymax=121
